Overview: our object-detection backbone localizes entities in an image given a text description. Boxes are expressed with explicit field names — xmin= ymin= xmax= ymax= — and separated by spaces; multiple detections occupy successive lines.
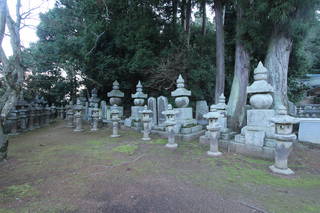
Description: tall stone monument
xmin=130 ymin=81 xmax=147 ymax=129
xmin=232 ymin=62 xmax=276 ymax=159
xmin=107 ymin=80 xmax=124 ymax=119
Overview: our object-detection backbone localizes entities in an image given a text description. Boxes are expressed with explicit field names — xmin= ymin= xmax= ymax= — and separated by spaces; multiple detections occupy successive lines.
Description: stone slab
xmin=247 ymin=109 xmax=275 ymax=127
xmin=298 ymin=119 xmax=320 ymax=144
xmin=175 ymin=107 xmax=193 ymax=122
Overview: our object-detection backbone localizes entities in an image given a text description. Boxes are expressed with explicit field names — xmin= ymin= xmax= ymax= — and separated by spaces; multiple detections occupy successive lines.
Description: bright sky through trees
xmin=3 ymin=0 xmax=55 ymax=56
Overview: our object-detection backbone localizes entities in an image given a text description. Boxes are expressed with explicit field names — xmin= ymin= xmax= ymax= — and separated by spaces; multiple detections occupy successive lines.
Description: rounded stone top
xmin=270 ymin=105 xmax=298 ymax=124
xmin=162 ymin=104 xmax=178 ymax=115
xmin=171 ymin=74 xmax=191 ymax=97
xmin=139 ymin=105 xmax=153 ymax=114
xmin=108 ymin=80 xmax=124 ymax=98
xmin=203 ymin=111 xmax=220 ymax=119
xmin=177 ymin=74 xmax=185 ymax=88
xmin=132 ymin=81 xmax=148 ymax=99
xmin=247 ymin=62 xmax=274 ymax=94
xmin=113 ymin=80 xmax=120 ymax=89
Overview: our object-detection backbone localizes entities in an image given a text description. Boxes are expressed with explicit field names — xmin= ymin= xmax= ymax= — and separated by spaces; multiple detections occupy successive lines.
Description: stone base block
xmin=151 ymin=129 xmax=205 ymax=142
xmin=175 ymin=107 xmax=193 ymax=121
xmin=73 ymin=129 xmax=84 ymax=132
xmin=244 ymin=128 xmax=265 ymax=147
xmin=247 ymin=109 xmax=275 ymax=127
xmin=165 ymin=143 xmax=178 ymax=149
xmin=207 ymin=151 xmax=222 ymax=157
xmin=269 ymin=165 xmax=294 ymax=175
xmin=227 ymin=140 xmax=274 ymax=160
xmin=131 ymin=106 xmax=144 ymax=120
xmin=111 ymin=134 xmax=120 ymax=138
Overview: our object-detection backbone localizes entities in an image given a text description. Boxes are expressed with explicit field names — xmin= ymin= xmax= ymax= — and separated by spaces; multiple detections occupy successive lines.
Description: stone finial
xmin=132 ymin=81 xmax=148 ymax=106
xmin=171 ymin=74 xmax=191 ymax=108
xmin=108 ymin=80 xmax=124 ymax=105
xmin=177 ymin=74 xmax=185 ymax=88
xmin=247 ymin=62 xmax=274 ymax=109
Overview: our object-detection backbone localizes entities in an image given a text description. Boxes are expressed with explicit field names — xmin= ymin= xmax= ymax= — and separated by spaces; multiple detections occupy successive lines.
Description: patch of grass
xmin=112 ymin=144 xmax=138 ymax=155
xmin=150 ymin=139 xmax=167 ymax=145
xmin=223 ymin=165 xmax=320 ymax=188
xmin=0 ymin=209 xmax=15 ymax=213
xmin=86 ymin=139 xmax=104 ymax=146
xmin=240 ymin=156 xmax=272 ymax=165
xmin=0 ymin=183 xmax=38 ymax=201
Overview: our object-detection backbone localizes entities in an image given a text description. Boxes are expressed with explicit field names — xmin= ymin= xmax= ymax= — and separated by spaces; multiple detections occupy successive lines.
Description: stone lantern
xmin=269 ymin=105 xmax=298 ymax=175
xmin=73 ymin=99 xmax=84 ymax=132
xmin=66 ymin=101 xmax=74 ymax=128
xmin=91 ymin=103 xmax=99 ymax=132
xmin=110 ymin=105 xmax=121 ymax=137
xmin=162 ymin=104 xmax=179 ymax=148
xmin=203 ymin=109 xmax=222 ymax=157
xmin=139 ymin=105 xmax=153 ymax=141
xmin=89 ymin=88 xmax=100 ymax=121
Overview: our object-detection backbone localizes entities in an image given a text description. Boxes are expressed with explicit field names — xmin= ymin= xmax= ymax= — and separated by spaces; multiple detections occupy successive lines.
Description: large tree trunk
xmin=185 ymin=0 xmax=192 ymax=46
xmin=213 ymin=0 xmax=225 ymax=103
xmin=0 ymin=0 xmax=24 ymax=161
xmin=264 ymin=30 xmax=292 ymax=108
xmin=227 ymin=3 xmax=250 ymax=131
xmin=201 ymin=0 xmax=206 ymax=35
xmin=172 ymin=0 xmax=178 ymax=24
xmin=181 ymin=0 xmax=186 ymax=30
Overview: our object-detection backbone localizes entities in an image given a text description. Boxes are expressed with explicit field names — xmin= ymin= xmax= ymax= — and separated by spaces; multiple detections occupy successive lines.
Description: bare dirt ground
xmin=0 ymin=120 xmax=320 ymax=213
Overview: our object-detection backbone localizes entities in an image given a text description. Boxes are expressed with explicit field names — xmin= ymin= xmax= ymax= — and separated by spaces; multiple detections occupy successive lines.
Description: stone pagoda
xmin=130 ymin=81 xmax=148 ymax=129
xmin=107 ymin=80 xmax=124 ymax=119
xmin=170 ymin=74 xmax=204 ymax=141
xmin=232 ymin=62 xmax=276 ymax=159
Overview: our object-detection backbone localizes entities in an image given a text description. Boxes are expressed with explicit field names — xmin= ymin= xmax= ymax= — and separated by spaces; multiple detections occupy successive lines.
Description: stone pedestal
xmin=269 ymin=142 xmax=294 ymax=175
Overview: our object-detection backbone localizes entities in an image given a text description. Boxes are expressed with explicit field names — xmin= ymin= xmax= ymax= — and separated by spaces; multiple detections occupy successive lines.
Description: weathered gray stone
xmin=73 ymin=99 xmax=84 ymax=132
xmin=140 ymin=105 xmax=153 ymax=140
xmin=108 ymin=80 xmax=124 ymax=106
xmin=171 ymin=75 xmax=191 ymax=108
xmin=162 ymin=104 xmax=179 ymax=148
xmin=110 ymin=106 xmax=121 ymax=137
xmin=298 ymin=119 xmax=320 ymax=144
xmin=157 ymin=96 xmax=168 ymax=126
xmin=147 ymin=97 xmax=157 ymax=126
xmin=204 ymin=110 xmax=222 ymax=157
xmin=196 ymin=100 xmax=209 ymax=125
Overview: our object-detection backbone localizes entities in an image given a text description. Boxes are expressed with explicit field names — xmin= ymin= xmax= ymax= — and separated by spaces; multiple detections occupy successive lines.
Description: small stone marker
xmin=157 ymin=96 xmax=168 ymax=126
xmin=110 ymin=105 xmax=121 ymax=138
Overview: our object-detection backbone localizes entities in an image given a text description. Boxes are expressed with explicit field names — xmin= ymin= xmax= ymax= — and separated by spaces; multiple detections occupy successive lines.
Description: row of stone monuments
xmin=62 ymin=62 xmax=298 ymax=175
xmin=7 ymin=61 xmax=297 ymax=176
xmin=4 ymin=95 xmax=65 ymax=135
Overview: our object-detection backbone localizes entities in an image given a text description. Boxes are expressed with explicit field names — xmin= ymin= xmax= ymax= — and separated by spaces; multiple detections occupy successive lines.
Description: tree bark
xmin=201 ymin=0 xmax=206 ymax=35
xmin=172 ymin=0 xmax=178 ymax=24
xmin=213 ymin=0 xmax=225 ymax=103
xmin=181 ymin=0 xmax=186 ymax=30
xmin=0 ymin=0 xmax=24 ymax=161
xmin=264 ymin=30 xmax=292 ymax=108
xmin=227 ymin=3 xmax=250 ymax=131
xmin=185 ymin=0 xmax=192 ymax=46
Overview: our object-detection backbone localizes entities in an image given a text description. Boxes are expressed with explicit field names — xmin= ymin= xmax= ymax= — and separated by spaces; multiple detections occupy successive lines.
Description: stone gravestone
xmin=196 ymin=100 xmax=209 ymax=125
xmin=100 ymin=101 xmax=107 ymax=120
xmin=298 ymin=119 xmax=320 ymax=144
xmin=157 ymin=96 xmax=168 ymax=126
xmin=147 ymin=97 xmax=157 ymax=126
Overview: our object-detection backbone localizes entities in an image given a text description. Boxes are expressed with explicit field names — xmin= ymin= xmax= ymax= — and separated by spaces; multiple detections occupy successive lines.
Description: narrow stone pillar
xmin=8 ymin=109 xmax=18 ymax=135
xmin=139 ymin=105 xmax=152 ymax=140
xmin=91 ymin=104 xmax=99 ymax=131
xmin=73 ymin=99 xmax=83 ymax=132
xmin=66 ymin=101 xmax=74 ymax=128
xmin=28 ymin=105 xmax=35 ymax=130
xmin=110 ymin=105 xmax=120 ymax=138
xmin=19 ymin=106 xmax=28 ymax=132
xmin=204 ymin=110 xmax=222 ymax=157
xmin=34 ymin=104 xmax=40 ymax=129
xmin=162 ymin=104 xmax=178 ymax=149
xmin=45 ymin=104 xmax=51 ymax=126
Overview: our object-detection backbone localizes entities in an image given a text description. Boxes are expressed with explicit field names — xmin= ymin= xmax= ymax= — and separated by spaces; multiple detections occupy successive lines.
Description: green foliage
xmin=23 ymin=0 xmax=320 ymax=105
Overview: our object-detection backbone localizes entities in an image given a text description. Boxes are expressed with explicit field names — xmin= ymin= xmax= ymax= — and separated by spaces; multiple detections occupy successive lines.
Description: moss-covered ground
xmin=0 ymin=120 xmax=319 ymax=213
